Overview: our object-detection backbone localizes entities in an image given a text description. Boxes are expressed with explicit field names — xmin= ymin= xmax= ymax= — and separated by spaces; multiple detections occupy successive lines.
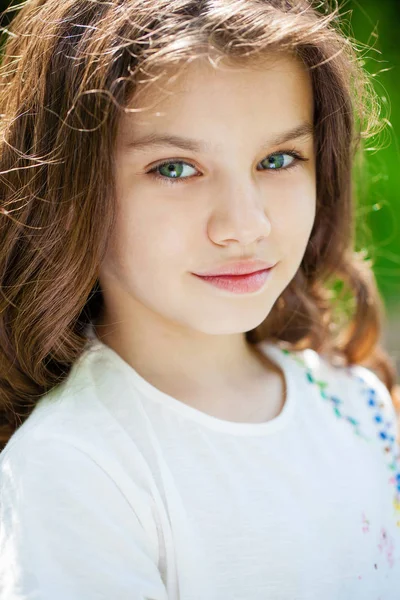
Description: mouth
xmin=192 ymin=266 xmax=275 ymax=294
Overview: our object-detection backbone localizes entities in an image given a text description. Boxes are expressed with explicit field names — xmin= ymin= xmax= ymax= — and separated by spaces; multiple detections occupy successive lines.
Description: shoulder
xmin=281 ymin=344 xmax=398 ymax=443
xmin=2 ymin=338 xmax=142 ymax=454
xmin=0 ymin=342 xmax=156 ymax=504
xmin=0 ymin=394 xmax=166 ymax=599
xmin=1 ymin=344 xmax=112 ymax=458
xmin=0 ymin=403 xmax=160 ymax=554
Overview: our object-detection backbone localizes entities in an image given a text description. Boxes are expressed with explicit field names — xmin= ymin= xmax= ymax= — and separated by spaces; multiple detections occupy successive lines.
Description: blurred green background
xmin=0 ymin=0 xmax=399 ymax=368
xmin=340 ymin=0 xmax=400 ymax=371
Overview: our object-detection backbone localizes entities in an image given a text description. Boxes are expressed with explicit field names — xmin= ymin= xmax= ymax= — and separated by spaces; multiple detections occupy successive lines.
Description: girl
xmin=0 ymin=0 xmax=399 ymax=598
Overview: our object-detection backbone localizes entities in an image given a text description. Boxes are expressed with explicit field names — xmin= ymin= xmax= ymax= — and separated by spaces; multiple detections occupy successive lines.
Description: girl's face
xmin=99 ymin=54 xmax=316 ymax=336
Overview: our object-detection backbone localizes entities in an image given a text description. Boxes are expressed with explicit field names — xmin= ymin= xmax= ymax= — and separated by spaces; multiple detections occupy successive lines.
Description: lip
xmin=192 ymin=265 xmax=275 ymax=294
xmin=193 ymin=259 xmax=277 ymax=277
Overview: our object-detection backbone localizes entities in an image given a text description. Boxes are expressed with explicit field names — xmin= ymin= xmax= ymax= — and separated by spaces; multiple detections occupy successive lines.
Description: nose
xmin=207 ymin=178 xmax=272 ymax=247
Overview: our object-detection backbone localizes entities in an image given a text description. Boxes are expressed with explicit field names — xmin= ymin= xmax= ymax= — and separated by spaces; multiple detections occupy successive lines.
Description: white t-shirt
xmin=1 ymin=331 xmax=400 ymax=600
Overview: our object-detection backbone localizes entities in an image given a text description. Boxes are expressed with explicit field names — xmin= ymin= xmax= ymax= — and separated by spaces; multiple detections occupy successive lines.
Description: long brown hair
xmin=0 ymin=0 xmax=398 ymax=449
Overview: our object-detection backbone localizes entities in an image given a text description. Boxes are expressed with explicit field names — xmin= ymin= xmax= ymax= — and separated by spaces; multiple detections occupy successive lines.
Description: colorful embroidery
xmin=353 ymin=370 xmax=400 ymax=526
xmin=281 ymin=348 xmax=400 ymax=526
xmin=281 ymin=349 xmax=368 ymax=439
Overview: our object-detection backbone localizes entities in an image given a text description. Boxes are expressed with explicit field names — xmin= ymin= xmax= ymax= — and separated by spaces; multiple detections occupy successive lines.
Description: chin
xmin=191 ymin=308 xmax=274 ymax=336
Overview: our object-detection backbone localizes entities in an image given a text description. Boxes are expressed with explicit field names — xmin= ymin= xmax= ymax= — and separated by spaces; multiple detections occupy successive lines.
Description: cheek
xmin=109 ymin=191 xmax=192 ymax=277
xmin=268 ymin=180 xmax=316 ymax=281
xmin=271 ymin=176 xmax=316 ymax=242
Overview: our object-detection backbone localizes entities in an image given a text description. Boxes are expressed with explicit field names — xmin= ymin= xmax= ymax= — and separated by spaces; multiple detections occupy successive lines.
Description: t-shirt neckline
xmin=86 ymin=330 xmax=297 ymax=436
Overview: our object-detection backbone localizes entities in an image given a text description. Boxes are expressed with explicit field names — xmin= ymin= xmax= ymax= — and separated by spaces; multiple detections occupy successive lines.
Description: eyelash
xmin=145 ymin=149 xmax=309 ymax=186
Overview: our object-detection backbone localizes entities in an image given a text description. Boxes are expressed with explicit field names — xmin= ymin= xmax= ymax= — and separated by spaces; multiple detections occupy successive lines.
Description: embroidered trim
xmin=281 ymin=348 xmax=400 ymax=526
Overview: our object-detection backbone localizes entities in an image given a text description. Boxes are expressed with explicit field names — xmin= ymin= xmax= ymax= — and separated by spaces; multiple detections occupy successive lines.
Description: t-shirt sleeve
xmin=0 ymin=436 xmax=169 ymax=600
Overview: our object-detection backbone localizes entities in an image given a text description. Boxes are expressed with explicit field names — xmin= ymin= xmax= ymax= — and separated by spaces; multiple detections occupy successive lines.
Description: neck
xmin=94 ymin=312 xmax=261 ymax=389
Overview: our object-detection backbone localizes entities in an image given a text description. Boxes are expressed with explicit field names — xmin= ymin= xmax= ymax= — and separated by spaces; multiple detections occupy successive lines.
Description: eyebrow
xmin=126 ymin=121 xmax=314 ymax=153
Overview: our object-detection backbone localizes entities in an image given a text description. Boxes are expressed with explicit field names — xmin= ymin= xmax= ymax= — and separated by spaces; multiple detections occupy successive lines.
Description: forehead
xmin=118 ymin=53 xmax=313 ymax=146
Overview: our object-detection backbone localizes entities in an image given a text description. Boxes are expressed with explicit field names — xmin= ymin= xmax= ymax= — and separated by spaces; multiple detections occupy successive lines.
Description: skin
xmin=95 ymin=53 xmax=316 ymax=422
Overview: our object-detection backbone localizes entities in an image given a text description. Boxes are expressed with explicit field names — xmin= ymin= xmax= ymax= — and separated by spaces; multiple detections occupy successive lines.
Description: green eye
xmin=157 ymin=161 xmax=196 ymax=179
xmin=148 ymin=150 xmax=307 ymax=185
xmin=260 ymin=153 xmax=295 ymax=170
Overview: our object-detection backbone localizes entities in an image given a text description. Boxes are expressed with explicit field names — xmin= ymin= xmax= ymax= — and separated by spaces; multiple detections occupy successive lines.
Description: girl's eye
xmin=260 ymin=153 xmax=296 ymax=170
xmin=146 ymin=151 xmax=308 ymax=185
xmin=150 ymin=161 xmax=198 ymax=181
